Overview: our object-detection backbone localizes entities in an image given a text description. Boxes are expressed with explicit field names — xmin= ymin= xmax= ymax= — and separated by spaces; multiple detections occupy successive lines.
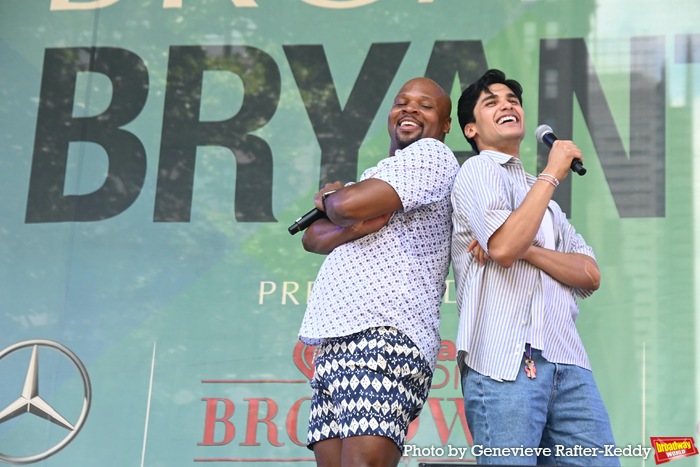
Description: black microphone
xmin=535 ymin=124 xmax=586 ymax=176
xmin=288 ymin=208 xmax=327 ymax=235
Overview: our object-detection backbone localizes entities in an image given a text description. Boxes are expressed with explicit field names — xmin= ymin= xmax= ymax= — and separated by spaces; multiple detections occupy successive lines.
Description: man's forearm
xmin=301 ymin=219 xmax=362 ymax=255
xmin=487 ymin=180 xmax=556 ymax=268
xmin=522 ymin=245 xmax=601 ymax=291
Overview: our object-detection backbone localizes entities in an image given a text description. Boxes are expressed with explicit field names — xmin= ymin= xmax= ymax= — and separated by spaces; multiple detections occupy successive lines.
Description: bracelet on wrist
xmin=321 ymin=189 xmax=337 ymax=211
xmin=537 ymin=173 xmax=560 ymax=187
xmin=537 ymin=176 xmax=558 ymax=188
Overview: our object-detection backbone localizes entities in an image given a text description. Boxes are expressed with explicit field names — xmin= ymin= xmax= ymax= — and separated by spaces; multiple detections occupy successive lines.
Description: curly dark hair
xmin=457 ymin=69 xmax=523 ymax=153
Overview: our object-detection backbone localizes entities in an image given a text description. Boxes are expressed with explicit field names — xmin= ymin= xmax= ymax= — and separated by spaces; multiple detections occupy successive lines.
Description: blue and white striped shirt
xmin=451 ymin=150 xmax=596 ymax=381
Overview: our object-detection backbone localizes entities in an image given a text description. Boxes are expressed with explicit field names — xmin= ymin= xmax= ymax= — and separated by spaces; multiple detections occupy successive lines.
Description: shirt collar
xmin=479 ymin=149 xmax=520 ymax=166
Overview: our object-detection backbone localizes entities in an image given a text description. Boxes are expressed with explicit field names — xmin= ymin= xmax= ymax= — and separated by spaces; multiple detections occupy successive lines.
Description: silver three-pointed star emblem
xmin=0 ymin=340 xmax=91 ymax=465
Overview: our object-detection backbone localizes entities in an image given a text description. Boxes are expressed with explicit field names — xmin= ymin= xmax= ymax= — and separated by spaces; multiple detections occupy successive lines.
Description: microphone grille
xmin=535 ymin=124 xmax=553 ymax=143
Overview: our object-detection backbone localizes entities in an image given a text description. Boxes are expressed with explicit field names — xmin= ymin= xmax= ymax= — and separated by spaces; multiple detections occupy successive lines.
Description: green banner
xmin=0 ymin=0 xmax=698 ymax=465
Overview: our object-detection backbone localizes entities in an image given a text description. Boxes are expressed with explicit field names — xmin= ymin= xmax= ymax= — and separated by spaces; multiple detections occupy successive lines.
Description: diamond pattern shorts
xmin=306 ymin=326 xmax=433 ymax=451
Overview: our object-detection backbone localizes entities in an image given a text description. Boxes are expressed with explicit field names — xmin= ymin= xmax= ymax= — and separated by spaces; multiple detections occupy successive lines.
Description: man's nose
xmin=403 ymin=101 xmax=420 ymax=113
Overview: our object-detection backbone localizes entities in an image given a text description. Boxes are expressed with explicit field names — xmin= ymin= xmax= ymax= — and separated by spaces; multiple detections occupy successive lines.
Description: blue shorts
xmin=307 ymin=326 xmax=433 ymax=451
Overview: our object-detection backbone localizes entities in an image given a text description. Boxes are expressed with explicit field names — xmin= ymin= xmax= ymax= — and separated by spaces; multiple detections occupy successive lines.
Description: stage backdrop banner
xmin=0 ymin=0 xmax=698 ymax=465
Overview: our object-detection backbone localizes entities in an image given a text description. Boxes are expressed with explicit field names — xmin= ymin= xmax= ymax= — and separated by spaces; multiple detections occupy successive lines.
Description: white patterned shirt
xmin=451 ymin=150 xmax=596 ymax=381
xmin=299 ymin=138 xmax=459 ymax=370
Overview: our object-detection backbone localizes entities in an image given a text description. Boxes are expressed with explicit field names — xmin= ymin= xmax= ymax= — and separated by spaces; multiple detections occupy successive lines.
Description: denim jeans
xmin=462 ymin=347 xmax=620 ymax=466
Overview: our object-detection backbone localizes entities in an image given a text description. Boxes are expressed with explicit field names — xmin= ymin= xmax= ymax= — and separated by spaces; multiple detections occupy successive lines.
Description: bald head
xmin=400 ymin=78 xmax=452 ymax=119
xmin=388 ymin=77 xmax=452 ymax=155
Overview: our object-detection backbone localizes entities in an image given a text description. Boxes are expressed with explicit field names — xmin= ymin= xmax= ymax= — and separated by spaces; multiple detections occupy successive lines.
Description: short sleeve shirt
xmin=299 ymin=138 xmax=459 ymax=370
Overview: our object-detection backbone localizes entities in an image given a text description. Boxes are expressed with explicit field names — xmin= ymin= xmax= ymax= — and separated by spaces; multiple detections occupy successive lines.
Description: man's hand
xmin=314 ymin=181 xmax=345 ymax=211
xmin=542 ymin=139 xmax=583 ymax=182
xmin=467 ymin=239 xmax=490 ymax=266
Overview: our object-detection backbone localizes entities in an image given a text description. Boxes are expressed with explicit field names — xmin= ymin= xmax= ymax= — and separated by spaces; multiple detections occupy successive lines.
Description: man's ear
xmin=444 ymin=117 xmax=451 ymax=135
xmin=464 ymin=123 xmax=477 ymax=139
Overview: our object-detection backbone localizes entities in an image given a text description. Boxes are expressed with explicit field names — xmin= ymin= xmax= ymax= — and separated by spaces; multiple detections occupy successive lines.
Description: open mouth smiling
xmin=398 ymin=118 xmax=422 ymax=129
xmin=497 ymin=115 xmax=518 ymax=125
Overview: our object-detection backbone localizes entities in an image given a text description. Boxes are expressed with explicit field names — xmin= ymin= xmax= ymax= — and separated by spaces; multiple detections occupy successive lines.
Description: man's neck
xmin=480 ymin=145 xmax=520 ymax=158
xmin=477 ymin=137 xmax=522 ymax=157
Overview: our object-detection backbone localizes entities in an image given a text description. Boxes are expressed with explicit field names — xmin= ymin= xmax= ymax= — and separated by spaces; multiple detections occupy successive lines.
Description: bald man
xmin=297 ymin=77 xmax=459 ymax=467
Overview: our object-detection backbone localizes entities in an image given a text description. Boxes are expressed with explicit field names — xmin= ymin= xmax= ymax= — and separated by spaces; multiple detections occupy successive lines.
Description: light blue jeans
xmin=462 ymin=347 xmax=620 ymax=466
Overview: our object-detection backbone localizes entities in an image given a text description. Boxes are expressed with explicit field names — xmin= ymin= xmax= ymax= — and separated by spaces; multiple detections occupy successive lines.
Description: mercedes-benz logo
xmin=0 ymin=340 xmax=91 ymax=465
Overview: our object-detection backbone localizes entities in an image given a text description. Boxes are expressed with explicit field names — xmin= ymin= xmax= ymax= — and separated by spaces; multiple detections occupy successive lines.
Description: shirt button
xmin=527 ymin=290 xmax=533 ymax=296
xmin=522 ymin=320 xmax=527 ymax=325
